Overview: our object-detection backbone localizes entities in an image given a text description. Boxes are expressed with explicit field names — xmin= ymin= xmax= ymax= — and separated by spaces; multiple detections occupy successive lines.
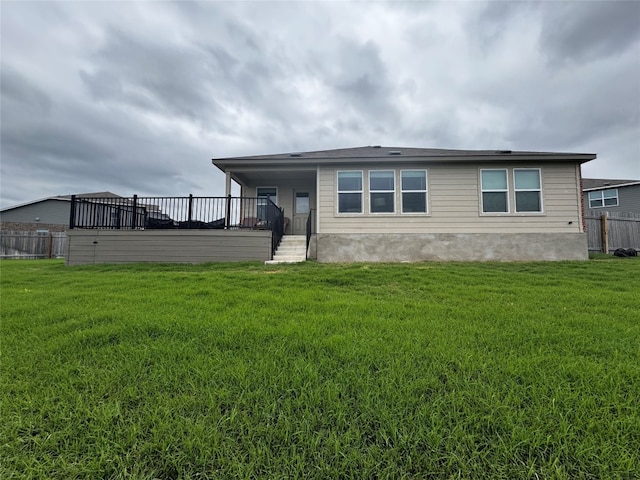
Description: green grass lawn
xmin=1 ymin=258 xmax=639 ymax=479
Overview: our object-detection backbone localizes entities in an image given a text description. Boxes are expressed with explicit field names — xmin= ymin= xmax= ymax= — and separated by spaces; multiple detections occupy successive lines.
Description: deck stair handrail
xmin=305 ymin=208 xmax=314 ymax=260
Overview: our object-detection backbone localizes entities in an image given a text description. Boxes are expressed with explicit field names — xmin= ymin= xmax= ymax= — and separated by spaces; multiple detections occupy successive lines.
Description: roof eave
xmin=212 ymin=153 xmax=596 ymax=170
xmin=583 ymin=181 xmax=640 ymax=191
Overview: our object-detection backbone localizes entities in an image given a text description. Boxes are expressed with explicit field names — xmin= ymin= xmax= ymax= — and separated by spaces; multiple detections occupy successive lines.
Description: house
xmin=212 ymin=146 xmax=596 ymax=262
xmin=582 ymin=178 xmax=640 ymax=217
xmin=581 ymin=179 xmax=640 ymax=254
xmin=1 ymin=192 xmax=123 ymax=259
xmin=0 ymin=192 xmax=123 ymax=232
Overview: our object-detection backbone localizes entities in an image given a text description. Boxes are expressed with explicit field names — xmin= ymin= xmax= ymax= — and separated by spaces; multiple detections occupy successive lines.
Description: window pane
xmin=338 ymin=172 xmax=362 ymax=191
xmin=516 ymin=191 xmax=541 ymax=212
xmin=604 ymin=197 xmax=618 ymax=206
xmin=257 ymin=187 xmax=277 ymax=198
xmin=402 ymin=192 xmax=426 ymax=213
xmin=603 ymin=189 xmax=617 ymax=199
xmin=590 ymin=198 xmax=603 ymax=208
xmin=339 ymin=193 xmax=361 ymax=213
xmin=483 ymin=192 xmax=508 ymax=212
xmin=370 ymin=193 xmax=394 ymax=213
xmin=402 ymin=171 xmax=426 ymax=190
xmin=482 ymin=170 xmax=507 ymax=190
xmin=295 ymin=193 xmax=310 ymax=214
xmin=370 ymin=171 xmax=394 ymax=191
xmin=515 ymin=170 xmax=540 ymax=189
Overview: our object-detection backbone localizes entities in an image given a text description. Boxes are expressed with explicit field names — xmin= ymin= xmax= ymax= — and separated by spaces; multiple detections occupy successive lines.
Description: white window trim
xmin=400 ymin=169 xmax=429 ymax=214
xmin=513 ymin=168 xmax=543 ymax=214
xmin=369 ymin=170 xmax=396 ymax=214
xmin=588 ymin=189 xmax=619 ymax=209
xmin=480 ymin=168 xmax=510 ymax=215
xmin=337 ymin=170 xmax=363 ymax=214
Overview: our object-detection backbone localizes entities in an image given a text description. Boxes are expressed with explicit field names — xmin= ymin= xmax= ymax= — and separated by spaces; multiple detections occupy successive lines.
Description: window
xmin=295 ymin=192 xmax=310 ymax=214
xmin=514 ymin=169 xmax=542 ymax=212
xmin=481 ymin=169 xmax=509 ymax=213
xmin=257 ymin=187 xmax=277 ymax=219
xmin=588 ymin=189 xmax=618 ymax=208
xmin=337 ymin=171 xmax=363 ymax=213
xmin=369 ymin=170 xmax=395 ymax=213
xmin=401 ymin=170 xmax=428 ymax=213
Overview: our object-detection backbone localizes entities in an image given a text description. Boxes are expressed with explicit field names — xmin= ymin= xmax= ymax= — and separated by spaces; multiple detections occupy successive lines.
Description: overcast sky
xmin=1 ymin=1 xmax=639 ymax=209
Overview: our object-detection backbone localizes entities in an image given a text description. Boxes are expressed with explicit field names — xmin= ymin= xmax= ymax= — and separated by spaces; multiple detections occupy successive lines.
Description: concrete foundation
xmin=316 ymin=233 xmax=589 ymax=262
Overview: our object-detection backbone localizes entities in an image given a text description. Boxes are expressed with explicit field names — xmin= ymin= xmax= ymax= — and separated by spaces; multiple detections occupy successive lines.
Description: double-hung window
xmin=588 ymin=189 xmax=618 ymax=208
xmin=514 ymin=169 xmax=542 ymax=212
xmin=401 ymin=170 xmax=428 ymax=213
xmin=337 ymin=171 xmax=363 ymax=213
xmin=481 ymin=169 xmax=509 ymax=213
xmin=369 ymin=170 xmax=395 ymax=213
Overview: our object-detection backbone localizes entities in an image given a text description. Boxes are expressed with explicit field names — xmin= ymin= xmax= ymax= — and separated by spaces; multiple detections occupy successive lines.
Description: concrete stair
xmin=265 ymin=235 xmax=307 ymax=264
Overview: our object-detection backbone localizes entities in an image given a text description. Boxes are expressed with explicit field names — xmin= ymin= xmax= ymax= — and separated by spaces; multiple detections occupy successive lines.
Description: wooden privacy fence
xmin=0 ymin=231 xmax=67 ymax=259
xmin=585 ymin=213 xmax=640 ymax=253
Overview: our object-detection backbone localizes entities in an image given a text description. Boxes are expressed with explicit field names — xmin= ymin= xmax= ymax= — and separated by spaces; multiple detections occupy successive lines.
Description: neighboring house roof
xmin=212 ymin=145 xmax=596 ymax=170
xmin=582 ymin=179 xmax=640 ymax=191
xmin=1 ymin=192 xmax=122 ymax=212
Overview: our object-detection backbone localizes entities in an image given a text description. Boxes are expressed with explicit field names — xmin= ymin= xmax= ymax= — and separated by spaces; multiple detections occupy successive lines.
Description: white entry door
xmin=292 ymin=190 xmax=310 ymax=235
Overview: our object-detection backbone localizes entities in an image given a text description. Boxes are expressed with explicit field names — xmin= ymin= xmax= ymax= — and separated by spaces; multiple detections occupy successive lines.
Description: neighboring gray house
xmin=213 ymin=146 xmax=596 ymax=262
xmin=1 ymin=192 xmax=123 ymax=232
xmin=582 ymin=179 xmax=640 ymax=217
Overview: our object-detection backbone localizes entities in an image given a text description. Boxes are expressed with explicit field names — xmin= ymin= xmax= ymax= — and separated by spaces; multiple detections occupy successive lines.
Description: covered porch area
xmin=220 ymin=165 xmax=317 ymax=237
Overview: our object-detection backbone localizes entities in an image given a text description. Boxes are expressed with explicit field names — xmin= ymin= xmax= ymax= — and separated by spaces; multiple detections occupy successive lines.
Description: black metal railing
xmin=262 ymin=200 xmax=285 ymax=257
xmin=305 ymin=208 xmax=314 ymax=260
xmin=69 ymin=195 xmax=286 ymax=256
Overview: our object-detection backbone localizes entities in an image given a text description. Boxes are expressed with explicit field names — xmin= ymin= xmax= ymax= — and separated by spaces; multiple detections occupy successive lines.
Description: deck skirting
xmin=66 ymin=229 xmax=272 ymax=265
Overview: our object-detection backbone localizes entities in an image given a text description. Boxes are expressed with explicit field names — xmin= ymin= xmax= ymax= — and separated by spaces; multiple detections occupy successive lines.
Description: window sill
xmin=480 ymin=212 xmax=546 ymax=216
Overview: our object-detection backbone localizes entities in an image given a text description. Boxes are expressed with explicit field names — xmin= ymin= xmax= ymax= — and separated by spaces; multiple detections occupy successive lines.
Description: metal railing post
xmin=131 ymin=195 xmax=138 ymax=229
xmin=305 ymin=209 xmax=314 ymax=260
xmin=225 ymin=194 xmax=232 ymax=229
xmin=69 ymin=195 xmax=76 ymax=229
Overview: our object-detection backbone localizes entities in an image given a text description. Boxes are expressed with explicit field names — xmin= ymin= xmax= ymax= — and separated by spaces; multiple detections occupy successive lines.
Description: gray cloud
xmin=1 ymin=1 xmax=639 ymax=209
xmin=540 ymin=1 xmax=640 ymax=65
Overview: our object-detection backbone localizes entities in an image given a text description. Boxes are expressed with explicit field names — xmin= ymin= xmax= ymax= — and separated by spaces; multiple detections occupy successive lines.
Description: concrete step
xmin=276 ymin=245 xmax=305 ymax=254
xmin=265 ymin=235 xmax=307 ymax=264
xmin=265 ymin=258 xmax=305 ymax=264
xmin=278 ymin=240 xmax=306 ymax=246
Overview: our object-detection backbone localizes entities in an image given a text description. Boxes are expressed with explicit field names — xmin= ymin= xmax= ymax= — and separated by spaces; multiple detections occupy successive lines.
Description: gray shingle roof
xmin=582 ymin=178 xmax=640 ymax=191
xmin=214 ymin=145 xmax=593 ymax=161
xmin=212 ymin=146 xmax=597 ymax=172
xmin=1 ymin=192 xmax=122 ymax=212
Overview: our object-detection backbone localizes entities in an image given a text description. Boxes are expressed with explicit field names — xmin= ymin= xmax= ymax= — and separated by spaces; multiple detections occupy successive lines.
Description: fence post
xmin=225 ymin=194 xmax=232 ymax=229
xmin=131 ymin=195 xmax=138 ymax=229
xmin=188 ymin=194 xmax=194 ymax=228
xmin=601 ymin=214 xmax=609 ymax=253
xmin=69 ymin=195 xmax=76 ymax=229
xmin=47 ymin=233 xmax=53 ymax=259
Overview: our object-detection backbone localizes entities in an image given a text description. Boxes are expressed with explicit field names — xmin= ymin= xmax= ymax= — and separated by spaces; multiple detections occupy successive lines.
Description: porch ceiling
xmin=232 ymin=169 xmax=316 ymax=186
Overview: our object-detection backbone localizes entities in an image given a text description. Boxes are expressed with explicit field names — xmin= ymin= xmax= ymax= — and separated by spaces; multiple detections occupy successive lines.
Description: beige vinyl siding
xmin=318 ymin=162 xmax=582 ymax=234
xmin=66 ymin=229 xmax=272 ymax=265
